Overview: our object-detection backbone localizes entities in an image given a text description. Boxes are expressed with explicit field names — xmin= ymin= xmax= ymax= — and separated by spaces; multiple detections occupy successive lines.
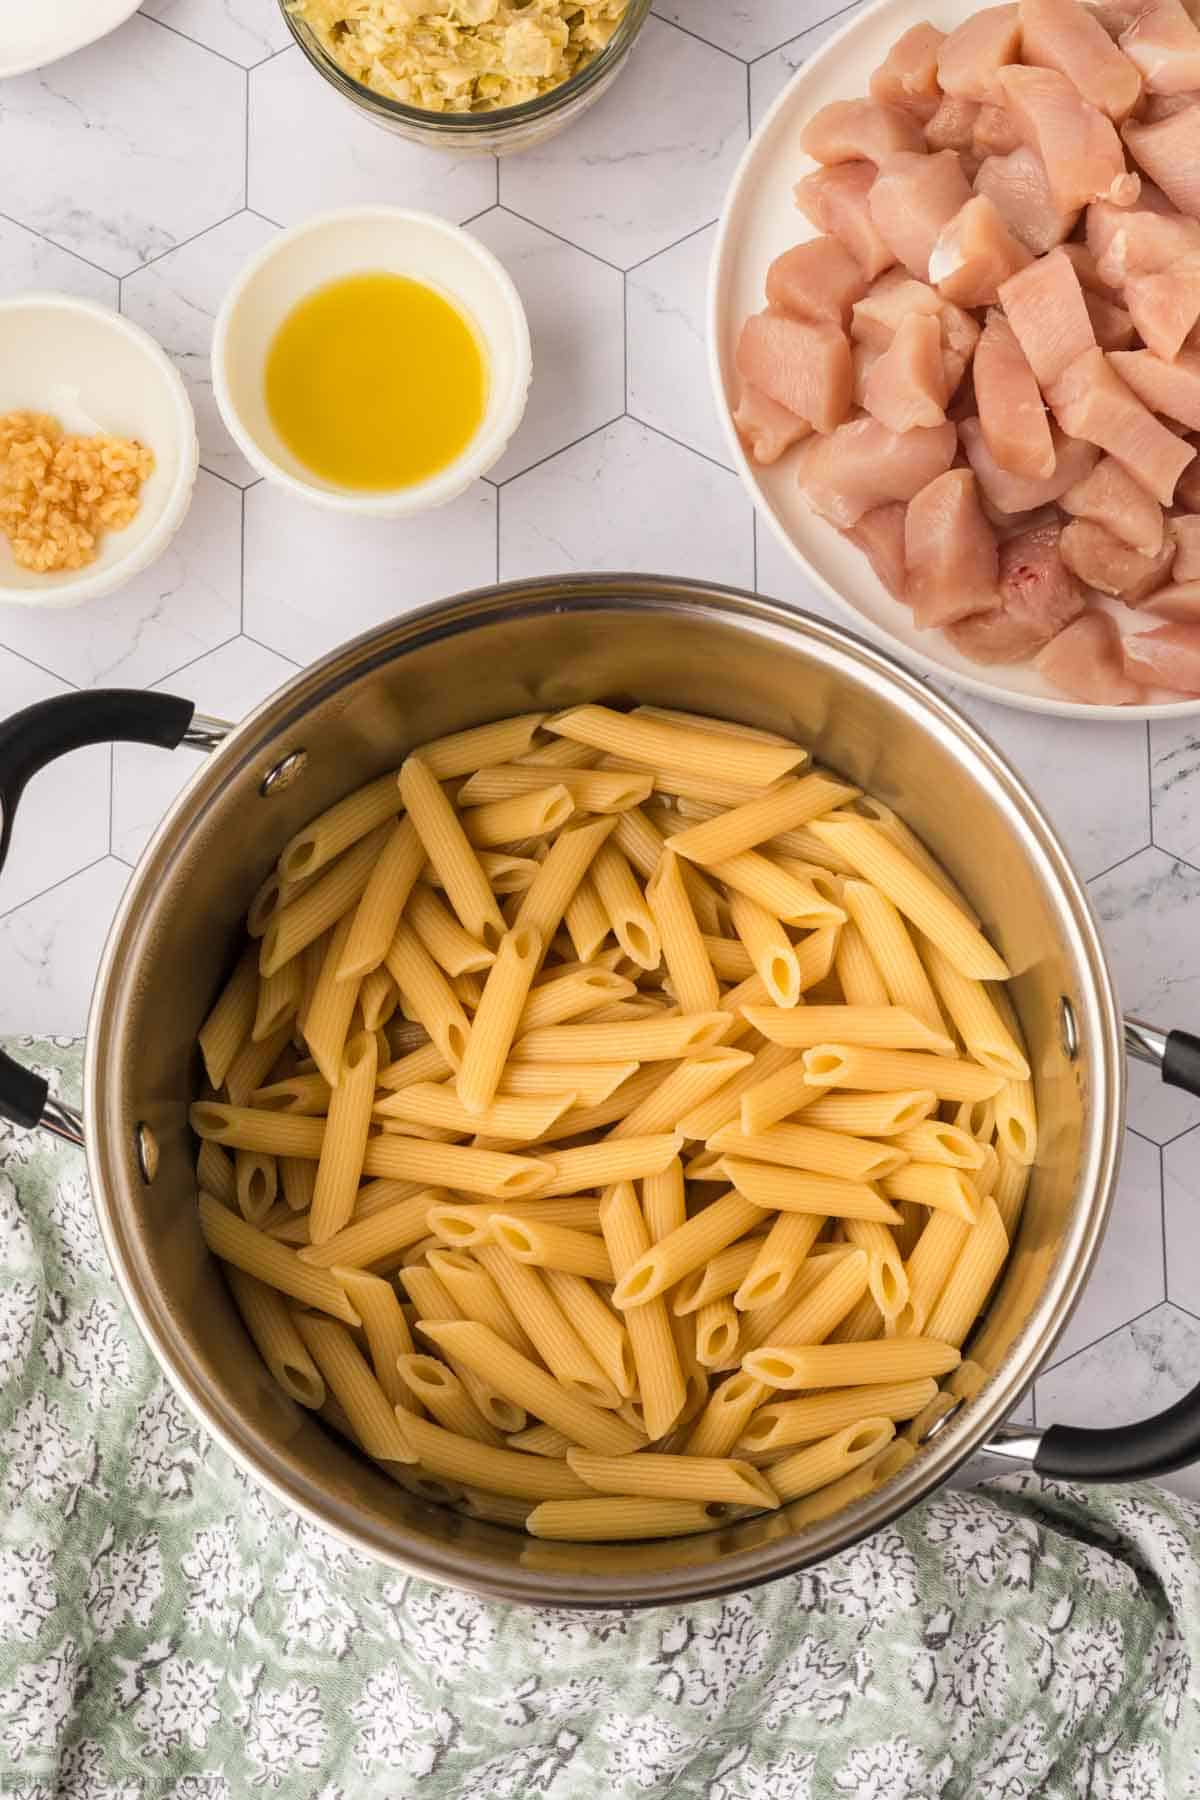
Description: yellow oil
xmin=264 ymin=271 xmax=487 ymax=491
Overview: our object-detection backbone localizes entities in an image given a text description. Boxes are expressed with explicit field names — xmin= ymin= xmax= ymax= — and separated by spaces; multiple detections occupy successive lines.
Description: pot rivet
xmin=135 ymin=1123 xmax=159 ymax=1184
xmin=260 ymin=750 xmax=308 ymax=798
xmin=1059 ymin=997 xmax=1080 ymax=1061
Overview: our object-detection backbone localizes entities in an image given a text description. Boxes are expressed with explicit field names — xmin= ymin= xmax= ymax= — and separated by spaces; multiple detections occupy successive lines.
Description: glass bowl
xmin=278 ymin=0 xmax=653 ymax=154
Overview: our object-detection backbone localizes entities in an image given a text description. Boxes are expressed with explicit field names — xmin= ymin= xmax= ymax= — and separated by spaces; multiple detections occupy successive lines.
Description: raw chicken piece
xmin=929 ymin=194 xmax=1033 ymax=305
xmin=795 ymin=417 xmax=958 ymax=527
xmin=998 ymin=65 xmax=1141 ymax=209
xmin=1122 ymin=106 xmax=1200 ymax=216
xmin=852 ymin=340 xmax=883 ymax=405
xmin=735 ymin=312 xmax=853 ymax=434
xmin=974 ymin=146 xmax=1081 ymax=251
xmin=1120 ymin=0 xmax=1200 ymax=92
xmin=765 ymin=236 xmax=869 ymax=326
xmin=1170 ymin=513 xmax=1200 ymax=576
xmin=733 ymin=385 xmax=813 ymax=465
xmin=1178 ymin=445 xmax=1200 ymax=507
xmin=904 ymin=469 xmax=1000 ymax=625
xmin=1123 ymin=261 xmax=1200 ymax=357
xmin=1060 ymin=453 xmax=1165 ymax=553
xmin=1122 ymin=619 xmax=1200 ymax=687
xmin=870 ymin=23 xmax=946 ymax=119
xmin=1035 ymin=611 xmax=1146 ymax=701
xmin=998 ymin=248 xmax=1096 ymax=387
xmin=1060 ymin=518 xmax=1175 ymax=593
xmin=1057 ymin=241 xmax=1123 ymax=298
xmin=794 ymin=165 xmax=897 ymax=282
xmin=851 ymin=274 xmax=981 ymax=390
xmin=843 ymin=502 xmax=909 ymax=596
xmin=938 ymin=5 xmax=1021 ymax=101
xmin=973 ymin=309 xmax=1055 ymax=479
xmin=1047 ymin=347 xmax=1196 ymax=504
xmin=926 ymin=95 xmax=982 ymax=152
xmin=1021 ymin=0 xmax=1142 ymax=118
xmin=947 ymin=520 xmax=1084 ymax=659
xmin=1109 ymin=348 xmax=1200 ymax=429
xmin=868 ymin=151 xmax=975 ymax=278
xmin=1136 ymin=88 xmax=1200 ymax=116
xmin=960 ymin=415 xmax=1099 ymax=509
xmin=862 ymin=312 xmax=949 ymax=430
xmin=1083 ymin=292 xmax=1137 ymax=348
xmin=1086 ymin=190 xmax=1200 ymax=281
xmin=799 ymin=99 xmax=929 ymax=164
xmin=972 ymin=103 xmax=1025 ymax=153
xmin=1091 ymin=0 xmax=1152 ymax=39
xmin=1142 ymin=580 xmax=1200 ymax=618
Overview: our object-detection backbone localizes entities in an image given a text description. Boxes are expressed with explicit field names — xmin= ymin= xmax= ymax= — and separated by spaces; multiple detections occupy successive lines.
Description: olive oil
xmin=264 ymin=271 xmax=487 ymax=490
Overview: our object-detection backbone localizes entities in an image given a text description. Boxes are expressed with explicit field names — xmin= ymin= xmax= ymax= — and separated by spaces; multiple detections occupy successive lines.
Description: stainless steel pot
xmin=3 ymin=575 xmax=1200 ymax=1609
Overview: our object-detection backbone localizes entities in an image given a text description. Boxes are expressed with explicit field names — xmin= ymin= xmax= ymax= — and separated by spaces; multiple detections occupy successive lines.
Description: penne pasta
xmin=473 ymin=1245 xmax=618 ymax=1405
xmin=511 ymin=814 xmax=619 ymax=948
xmin=395 ymin=1353 xmax=504 ymax=1445
xmin=566 ymin=1449 xmax=777 ymax=1508
xmin=589 ymin=842 xmax=660 ymax=971
xmin=882 ymin=1164 xmax=982 ymax=1223
xmin=428 ymin=1248 xmax=537 ymax=1359
xmin=645 ymin=849 xmax=720 ymax=1014
xmin=199 ymin=1193 xmax=359 ymax=1324
xmin=296 ymin=1190 xmax=443 ymax=1268
xmin=338 ymin=817 xmax=426 ymax=982
xmin=309 ymin=1029 xmax=377 ymax=1245
xmin=599 ymin=1181 xmax=687 ymax=1440
xmin=708 ymin=851 xmax=847 ymax=928
xmin=192 ymin=1103 xmax=325 ymax=1159
xmin=259 ymin=824 xmax=391 ymax=978
xmin=196 ymin=1138 xmax=237 ymax=1208
xmin=673 ymin=1237 xmax=765 ymax=1316
xmin=294 ymin=1314 xmax=415 ymax=1460
xmin=665 ymin=773 xmax=859 ymax=866
xmin=385 ymin=922 xmax=473 ymax=1070
xmin=676 ymin=1040 xmax=795 ymax=1141
xmin=279 ymin=1156 xmax=318 ymax=1215
xmin=641 ymin=1158 xmax=687 ymax=1242
xmin=802 ymin=1045 xmax=1005 ymax=1103
xmin=607 ymin=1049 xmax=752 ymax=1142
xmin=745 ymin=1337 xmax=961 ymax=1390
xmin=840 ymin=881 xmax=947 ymax=1041
xmin=733 ymin=1212 xmax=825 ymax=1313
xmin=611 ymin=1188 xmax=765 ymax=1309
xmin=905 ymin=1210 xmax=973 ymax=1333
xmin=400 ymin=1413 xmax=591 ymax=1502
xmin=833 ymin=918 xmax=889 ymax=1007
xmin=198 ymin=945 xmax=260 ymax=1089
xmin=995 ymin=1075 xmax=1038 ymax=1167
xmin=893 ymin=1121 xmax=987 ymax=1169
xmin=542 ymin=1270 xmax=636 ymax=1399
xmin=728 ymin=891 xmax=802 ymax=1009
xmin=457 ymin=926 xmax=542 ymax=1116
xmin=526 ymin=1496 xmax=727 ymax=1539
xmin=684 ymin=1368 xmax=768 ymax=1458
xmin=278 ymin=771 xmax=401 ymax=885
xmin=924 ymin=1197 xmax=1009 ymax=1348
xmin=708 ymin=1120 xmax=907 ymax=1184
xmin=490 ymin=1215 xmax=613 ymax=1282
xmin=789 ymin=1088 xmax=935 ymax=1139
xmin=766 ymin=1417 xmax=896 ymax=1502
xmin=252 ymin=954 xmax=302 ymax=1044
xmin=547 ymin=704 xmax=806 ymax=787
xmin=461 ymin=784 xmax=575 ymax=850
xmin=417 ymin=713 xmax=548 ymax=780
xmin=512 ymin=1013 xmax=732 ymax=1064
xmin=518 ymin=966 xmax=634 ymax=1032
xmin=506 ymin=1422 xmax=574 ymax=1457
xmin=919 ymin=938 xmax=1030 ymax=1081
xmin=694 ymin=1298 xmax=740 ymax=1369
xmin=852 ymin=796 xmax=980 ymax=923
xmin=335 ymin=1267 xmax=416 ymax=1410
xmin=742 ymin=1004 xmax=953 ymax=1056
xmin=406 ymin=883 xmax=498 ymax=978
xmin=843 ymin=1218 xmax=909 ymax=1320
xmin=251 ymin=1073 xmax=333 ymax=1117
xmin=720 ymin=1159 xmax=901 ymax=1224
xmin=303 ymin=914 xmax=362 ymax=1088
xmin=399 ymin=752 xmax=506 ymax=949
xmin=737 ymin=1378 xmax=938 ymax=1453
xmin=993 ymin=1144 xmax=1030 ymax=1239
xmin=458 ymin=764 xmax=653 ymax=812
xmin=361 ymin=1136 xmax=550 ymax=1198
xmin=225 ymin=1268 xmax=325 ymax=1407
xmin=425 ymin=1198 xmax=603 ymax=1246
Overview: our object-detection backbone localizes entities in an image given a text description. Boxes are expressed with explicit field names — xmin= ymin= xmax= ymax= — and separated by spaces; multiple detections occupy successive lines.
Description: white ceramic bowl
xmin=0 ymin=294 xmax=199 ymax=610
xmin=708 ymin=0 xmax=1200 ymax=722
xmin=0 ymin=0 xmax=140 ymax=80
xmin=212 ymin=207 xmax=532 ymax=516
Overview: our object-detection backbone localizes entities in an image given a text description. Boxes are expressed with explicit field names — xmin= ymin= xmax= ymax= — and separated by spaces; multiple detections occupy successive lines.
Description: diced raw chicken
xmin=973 ymin=309 xmax=1055 ymax=479
xmin=1091 ymin=0 xmax=1151 ymax=40
xmin=1047 ymin=347 xmax=1196 ymax=504
xmin=1061 ymin=453 xmax=1165 ymax=553
xmin=989 ymin=501 xmax=1062 ymax=536
xmin=1142 ymin=580 xmax=1200 ymax=618
xmin=1122 ymin=619 xmax=1200 ymax=687
xmin=843 ymin=502 xmax=909 ymax=596
xmin=1057 ymin=241 xmax=1123 ymax=298
xmin=733 ymin=385 xmax=813 ymax=466
xmin=868 ymin=151 xmax=975 ymax=279
xmin=929 ymin=194 xmax=1033 ymax=305
xmin=1122 ymin=106 xmax=1200 ymax=216
xmin=926 ymin=95 xmax=982 ymax=153
xmin=905 ymin=469 xmax=1000 ymax=625
xmin=863 ymin=312 xmax=949 ymax=430
xmin=1059 ymin=518 xmax=1175 ymax=594
xmin=972 ymin=103 xmax=1025 ymax=154
xmin=1035 ymin=611 xmax=1146 ymax=701
xmin=1109 ymin=348 xmax=1200 ymax=429
xmin=851 ymin=275 xmax=981 ymax=390
xmin=735 ymin=312 xmax=853 ymax=434
xmin=1120 ymin=0 xmax=1200 ymax=92
xmin=765 ymin=236 xmax=869 ymax=326
xmin=1178 ymin=443 xmax=1200 ymax=507
xmin=960 ymin=415 xmax=1099 ymax=509
xmin=795 ymin=417 xmax=958 ymax=527
xmin=799 ymin=99 xmax=929 ymax=165
xmin=853 ymin=340 xmax=882 ymax=406
xmin=974 ymin=146 xmax=1081 ymax=251
xmin=998 ymin=65 xmax=1141 ymax=209
xmin=1170 ymin=513 xmax=1200 ymax=576
xmin=998 ymin=248 xmax=1096 ymax=387
xmin=1020 ymin=0 xmax=1142 ymax=118
xmin=870 ymin=23 xmax=946 ymax=119
xmin=947 ymin=519 xmax=1084 ymax=658
xmin=1123 ymin=261 xmax=1200 ymax=357
xmin=1086 ymin=190 xmax=1200 ymax=281
xmin=1136 ymin=88 xmax=1200 ymax=116
xmin=794 ymin=165 xmax=897 ymax=282
xmin=938 ymin=5 xmax=1022 ymax=101
xmin=1083 ymin=292 xmax=1137 ymax=348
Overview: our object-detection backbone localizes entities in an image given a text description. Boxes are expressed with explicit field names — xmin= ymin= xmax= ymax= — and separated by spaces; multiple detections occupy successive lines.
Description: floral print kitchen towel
xmin=1 ymin=1037 xmax=1198 ymax=1800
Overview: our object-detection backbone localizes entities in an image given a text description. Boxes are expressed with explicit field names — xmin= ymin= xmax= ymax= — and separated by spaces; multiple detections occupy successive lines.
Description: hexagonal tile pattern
xmin=112 ymin=636 xmax=297 ymax=866
xmin=0 ymin=472 xmax=241 ymax=690
xmin=500 ymin=18 xmax=746 ymax=269
xmin=248 ymin=50 xmax=495 ymax=228
xmin=1150 ymin=719 xmax=1200 ymax=866
xmin=0 ymin=216 xmax=118 ymax=305
xmin=467 ymin=210 xmax=624 ymax=484
xmin=751 ymin=1 xmax=867 ymax=125
xmin=628 ymin=224 xmax=732 ymax=469
xmin=753 ymin=512 xmax=860 ymax=630
xmin=1035 ymin=1303 xmax=1200 ymax=1500
xmin=141 ymin=0 xmax=293 ymax=66
xmin=0 ymin=858 xmax=132 ymax=1036
xmin=243 ymin=480 xmax=496 ymax=665
xmin=0 ymin=652 xmax=110 ymax=915
xmin=655 ymin=0 xmax=823 ymax=60
xmin=1163 ymin=1125 xmax=1200 ymax=1314
xmin=1043 ymin=1130 xmax=1163 ymax=1369
xmin=1090 ymin=848 xmax=1200 ymax=1145
xmin=499 ymin=416 xmax=754 ymax=588
xmin=122 ymin=211 xmax=279 ymax=487
xmin=0 ymin=17 xmax=245 ymax=275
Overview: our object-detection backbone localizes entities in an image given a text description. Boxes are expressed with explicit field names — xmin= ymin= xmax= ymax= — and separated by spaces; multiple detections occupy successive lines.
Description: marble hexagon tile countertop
xmin=0 ymin=0 xmax=1198 ymax=1484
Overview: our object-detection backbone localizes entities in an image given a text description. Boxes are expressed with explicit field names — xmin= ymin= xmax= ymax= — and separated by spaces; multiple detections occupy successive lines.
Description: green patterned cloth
xmin=2 ymin=1038 xmax=1199 ymax=1800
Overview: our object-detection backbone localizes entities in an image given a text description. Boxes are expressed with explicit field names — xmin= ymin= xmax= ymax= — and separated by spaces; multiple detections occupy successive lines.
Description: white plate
xmin=708 ymin=0 xmax=1200 ymax=721
xmin=0 ymin=0 xmax=141 ymax=80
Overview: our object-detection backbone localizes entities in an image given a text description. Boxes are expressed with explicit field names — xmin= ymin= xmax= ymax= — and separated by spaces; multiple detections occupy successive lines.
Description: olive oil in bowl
xmin=264 ymin=271 xmax=487 ymax=491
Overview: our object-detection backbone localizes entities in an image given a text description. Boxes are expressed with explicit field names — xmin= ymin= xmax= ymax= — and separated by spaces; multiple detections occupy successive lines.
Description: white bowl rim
xmin=0 ymin=290 xmax=199 ymax=608
xmin=706 ymin=0 xmax=1200 ymax=724
xmin=210 ymin=204 xmax=533 ymax=517
xmin=0 ymin=0 xmax=141 ymax=81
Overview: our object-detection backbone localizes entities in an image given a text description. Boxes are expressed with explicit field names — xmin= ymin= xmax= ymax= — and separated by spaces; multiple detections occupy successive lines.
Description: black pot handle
xmin=0 ymin=689 xmax=200 ymax=1135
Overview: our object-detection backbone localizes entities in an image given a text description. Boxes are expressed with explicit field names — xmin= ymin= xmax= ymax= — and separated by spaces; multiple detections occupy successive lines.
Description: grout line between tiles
xmin=140 ymin=9 xmax=249 ymax=72
xmin=625 ymin=216 xmax=718 ymax=275
xmin=497 ymin=206 xmax=625 ymax=275
xmin=652 ymin=11 xmax=747 ymax=64
xmin=1042 ymin=1300 xmax=1166 ymax=1377
xmin=0 ymin=856 xmax=111 ymax=924
xmin=497 ymin=416 xmax=623 ymax=488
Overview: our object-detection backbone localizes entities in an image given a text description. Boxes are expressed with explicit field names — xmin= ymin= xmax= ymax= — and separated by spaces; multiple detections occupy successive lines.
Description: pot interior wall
xmin=90 ymin=587 xmax=1116 ymax=1602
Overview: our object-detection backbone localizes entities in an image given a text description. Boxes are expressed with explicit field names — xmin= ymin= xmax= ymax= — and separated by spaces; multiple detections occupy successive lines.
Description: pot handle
xmin=1126 ymin=1016 xmax=1200 ymax=1098
xmin=0 ymin=688 xmax=228 ymax=1139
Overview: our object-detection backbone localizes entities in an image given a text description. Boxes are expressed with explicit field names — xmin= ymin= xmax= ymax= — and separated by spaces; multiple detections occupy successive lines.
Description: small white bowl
xmin=0 ymin=293 xmax=199 ymax=610
xmin=0 ymin=0 xmax=141 ymax=80
xmin=211 ymin=207 xmax=532 ymax=516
